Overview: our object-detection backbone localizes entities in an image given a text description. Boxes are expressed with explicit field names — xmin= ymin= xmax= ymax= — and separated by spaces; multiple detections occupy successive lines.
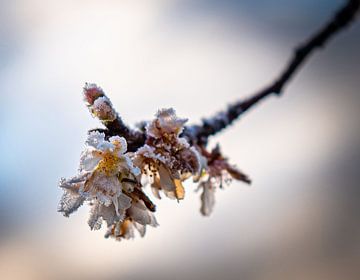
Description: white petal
xmin=110 ymin=136 xmax=127 ymax=154
xmin=86 ymin=131 xmax=105 ymax=148
xmin=97 ymin=141 xmax=115 ymax=152
xmin=99 ymin=204 xmax=123 ymax=227
xmin=133 ymin=222 xmax=146 ymax=237
xmin=58 ymin=189 xmax=85 ymax=217
xmin=79 ymin=150 xmax=101 ymax=172
xmin=151 ymin=185 xmax=162 ymax=199
xmin=128 ymin=201 xmax=153 ymax=226
xmin=158 ymin=165 xmax=176 ymax=192
xmin=200 ymin=181 xmax=216 ymax=216
xmin=88 ymin=202 xmax=102 ymax=230
xmin=121 ymin=155 xmax=141 ymax=176
xmin=122 ymin=223 xmax=135 ymax=239
xmin=118 ymin=193 xmax=132 ymax=210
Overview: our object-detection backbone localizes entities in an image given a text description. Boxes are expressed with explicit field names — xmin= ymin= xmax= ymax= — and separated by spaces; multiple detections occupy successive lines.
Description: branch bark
xmin=93 ymin=0 xmax=359 ymax=150
xmin=182 ymin=0 xmax=359 ymax=145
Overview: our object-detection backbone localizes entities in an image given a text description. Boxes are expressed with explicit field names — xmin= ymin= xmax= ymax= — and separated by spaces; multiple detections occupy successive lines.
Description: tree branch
xmin=183 ymin=0 xmax=359 ymax=145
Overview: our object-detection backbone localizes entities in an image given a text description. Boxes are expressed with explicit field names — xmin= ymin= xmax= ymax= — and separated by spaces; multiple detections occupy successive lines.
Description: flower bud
xmin=92 ymin=96 xmax=117 ymax=121
xmin=83 ymin=83 xmax=104 ymax=105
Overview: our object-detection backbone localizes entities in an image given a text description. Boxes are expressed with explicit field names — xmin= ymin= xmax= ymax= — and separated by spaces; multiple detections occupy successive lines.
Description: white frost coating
xmin=58 ymin=189 xmax=85 ymax=217
xmin=91 ymin=96 xmax=117 ymax=121
xmin=146 ymin=108 xmax=188 ymax=138
xmin=109 ymin=135 xmax=127 ymax=154
xmin=86 ymin=131 xmax=106 ymax=148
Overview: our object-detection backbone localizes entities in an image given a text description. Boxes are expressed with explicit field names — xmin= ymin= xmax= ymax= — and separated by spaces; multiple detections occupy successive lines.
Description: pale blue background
xmin=0 ymin=1 xmax=359 ymax=279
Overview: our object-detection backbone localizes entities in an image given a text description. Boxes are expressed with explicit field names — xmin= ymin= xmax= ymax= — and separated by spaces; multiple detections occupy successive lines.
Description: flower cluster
xmin=58 ymin=84 xmax=250 ymax=241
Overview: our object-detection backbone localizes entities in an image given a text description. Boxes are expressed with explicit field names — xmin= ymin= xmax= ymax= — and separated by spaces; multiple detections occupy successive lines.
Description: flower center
xmin=97 ymin=152 xmax=121 ymax=175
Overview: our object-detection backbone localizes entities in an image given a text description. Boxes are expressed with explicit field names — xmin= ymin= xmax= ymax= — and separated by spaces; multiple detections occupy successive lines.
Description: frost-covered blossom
xmin=196 ymin=145 xmax=251 ymax=216
xmin=58 ymin=131 xmax=157 ymax=239
xmin=133 ymin=108 xmax=201 ymax=200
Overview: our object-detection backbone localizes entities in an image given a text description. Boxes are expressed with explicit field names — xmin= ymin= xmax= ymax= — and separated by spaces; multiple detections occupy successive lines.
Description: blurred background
xmin=0 ymin=0 xmax=359 ymax=279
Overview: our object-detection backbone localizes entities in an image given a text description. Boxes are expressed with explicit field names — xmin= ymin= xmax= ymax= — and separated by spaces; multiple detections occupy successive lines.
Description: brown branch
xmin=183 ymin=0 xmax=360 ymax=145
xmin=91 ymin=0 xmax=359 ymax=150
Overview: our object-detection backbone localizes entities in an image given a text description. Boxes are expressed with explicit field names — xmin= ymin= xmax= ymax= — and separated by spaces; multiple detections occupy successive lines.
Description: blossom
xmin=196 ymin=145 xmax=251 ymax=216
xmin=133 ymin=108 xmax=201 ymax=200
xmin=146 ymin=108 xmax=187 ymax=138
xmin=58 ymin=132 xmax=158 ymax=238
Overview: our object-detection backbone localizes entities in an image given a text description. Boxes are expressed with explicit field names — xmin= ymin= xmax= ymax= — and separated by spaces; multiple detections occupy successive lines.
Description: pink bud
xmin=92 ymin=96 xmax=117 ymax=121
xmin=83 ymin=83 xmax=104 ymax=105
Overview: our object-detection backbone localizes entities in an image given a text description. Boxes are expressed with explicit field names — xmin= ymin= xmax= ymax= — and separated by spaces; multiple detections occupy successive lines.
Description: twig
xmin=183 ymin=0 xmax=359 ymax=145
xmin=91 ymin=0 xmax=359 ymax=150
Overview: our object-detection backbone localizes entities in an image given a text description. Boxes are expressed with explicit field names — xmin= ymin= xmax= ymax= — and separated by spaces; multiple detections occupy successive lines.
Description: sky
xmin=0 ymin=1 xmax=359 ymax=279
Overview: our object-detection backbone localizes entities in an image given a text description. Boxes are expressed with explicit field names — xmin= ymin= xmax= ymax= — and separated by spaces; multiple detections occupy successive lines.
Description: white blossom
xmin=133 ymin=108 xmax=201 ymax=201
xmin=58 ymin=132 xmax=142 ymax=233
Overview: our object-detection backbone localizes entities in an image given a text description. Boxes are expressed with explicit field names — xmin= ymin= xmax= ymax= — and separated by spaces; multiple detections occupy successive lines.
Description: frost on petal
xmin=133 ymin=222 xmax=146 ymax=237
xmin=92 ymin=96 xmax=117 ymax=121
xmin=79 ymin=150 xmax=101 ymax=172
xmin=86 ymin=131 xmax=105 ymax=149
xmin=97 ymin=141 xmax=115 ymax=152
xmin=109 ymin=136 xmax=127 ymax=155
xmin=146 ymin=108 xmax=188 ymax=138
xmin=128 ymin=201 xmax=158 ymax=226
xmin=158 ymin=164 xmax=177 ymax=199
xmin=118 ymin=192 xmax=132 ymax=210
xmin=151 ymin=179 xmax=162 ymax=199
xmin=134 ymin=144 xmax=166 ymax=164
xmin=88 ymin=202 xmax=102 ymax=230
xmin=58 ymin=189 xmax=85 ymax=217
xmin=123 ymin=155 xmax=141 ymax=176
xmin=81 ymin=173 xmax=122 ymax=205
xmin=156 ymin=164 xmax=185 ymax=200
xmin=199 ymin=181 xmax=216 ymax=216
xmin=88 ymin=195 xmax=131 ymax=230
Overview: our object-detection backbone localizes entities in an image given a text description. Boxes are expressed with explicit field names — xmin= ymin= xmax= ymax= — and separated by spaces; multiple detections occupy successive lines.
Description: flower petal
xmin=200 ymin=181 xmax=216 ymax=216
xmin=58 ymin=189 xmax=85 ymax=217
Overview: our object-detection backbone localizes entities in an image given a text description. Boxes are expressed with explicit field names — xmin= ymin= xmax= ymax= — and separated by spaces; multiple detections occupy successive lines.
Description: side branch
xmin=83 ymin=83 xmax=146 ymax=151
xmin=183 ymin=0 xmax=359 ymax=145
